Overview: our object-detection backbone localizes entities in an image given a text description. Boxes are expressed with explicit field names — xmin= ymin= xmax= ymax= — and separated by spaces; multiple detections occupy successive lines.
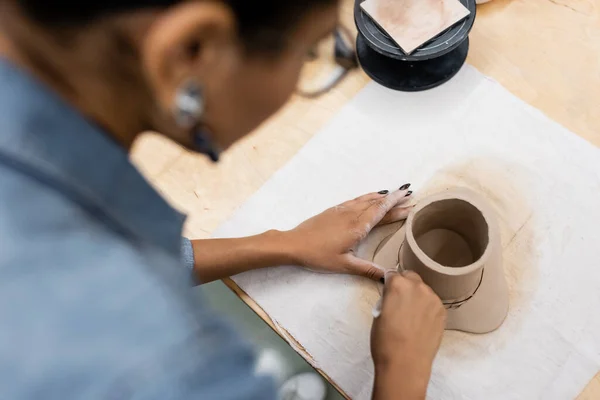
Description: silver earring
xmin=174 ymin=80 xmax=220 ymax=162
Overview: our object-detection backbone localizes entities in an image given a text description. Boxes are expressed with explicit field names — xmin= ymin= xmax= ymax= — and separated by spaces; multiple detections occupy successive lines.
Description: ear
xmin=141 ymin=2 xmax=237 ymax=113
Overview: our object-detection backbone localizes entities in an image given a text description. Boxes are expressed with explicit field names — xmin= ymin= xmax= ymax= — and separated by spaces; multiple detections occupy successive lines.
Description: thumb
xmin=400 ymin=270 xmax=423 ymax=284
xmin=343 ymin=255 xmax=385 ymax=281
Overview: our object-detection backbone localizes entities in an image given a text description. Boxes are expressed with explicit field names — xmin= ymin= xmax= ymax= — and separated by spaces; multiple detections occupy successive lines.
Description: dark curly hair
xmin=16 ymin=0 xmax=338 ymax=51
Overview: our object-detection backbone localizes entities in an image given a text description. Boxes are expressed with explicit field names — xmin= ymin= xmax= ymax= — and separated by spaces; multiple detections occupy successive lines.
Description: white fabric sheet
xmin=213 ymin=65 xmax=600 ymax=399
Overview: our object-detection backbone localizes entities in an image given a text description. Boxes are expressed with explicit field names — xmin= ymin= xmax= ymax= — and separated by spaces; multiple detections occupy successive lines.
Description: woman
xmin=0 ymin=0 xmax=446 ymax=399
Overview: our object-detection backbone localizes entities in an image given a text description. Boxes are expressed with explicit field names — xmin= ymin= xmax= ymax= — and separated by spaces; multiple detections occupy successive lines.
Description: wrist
xmin=374 ymin=360 xmax=430 ymax=400
xmin=259 ymin=229 xmax=300 ymax=266
xmin=188 ymin=231 xmax=301 ymax=283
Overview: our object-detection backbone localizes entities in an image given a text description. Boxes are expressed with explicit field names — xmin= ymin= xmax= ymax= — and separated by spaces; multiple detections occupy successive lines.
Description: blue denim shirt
xmin=0 ymin=59 xmax=275 ymax=399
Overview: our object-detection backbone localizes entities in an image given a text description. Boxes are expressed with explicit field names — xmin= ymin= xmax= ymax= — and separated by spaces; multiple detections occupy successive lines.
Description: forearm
xmin=190 ymin=230 xmax=296 ymax=283
xmin=372 ymin=362 xmax=430 ymax=400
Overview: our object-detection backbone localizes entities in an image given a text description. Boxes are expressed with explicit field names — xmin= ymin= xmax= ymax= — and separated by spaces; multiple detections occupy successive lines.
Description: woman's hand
xmin=282 ymin=184 xmax=412 ymax=281
xmin=371 ymin=271 xmax=446 ymax=400
xmin=189 ymin=185 xmax=411 ymax=284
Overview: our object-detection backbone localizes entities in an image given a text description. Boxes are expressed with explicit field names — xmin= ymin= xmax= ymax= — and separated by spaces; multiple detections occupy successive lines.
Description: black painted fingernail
xmin=379 ymin=277 xmax=385 ymax=284
xmin=399 ymin=183 xmax=411 ymax=191
xmin=378 ymin=190 xmax=389 ymax=195
xmin=405 ymin=190 xmax=413 ymax=197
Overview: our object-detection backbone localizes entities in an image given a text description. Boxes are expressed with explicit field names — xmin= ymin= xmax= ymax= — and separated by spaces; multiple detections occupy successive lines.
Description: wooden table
xmin=132 ymin=0 xmax=600 ymax=397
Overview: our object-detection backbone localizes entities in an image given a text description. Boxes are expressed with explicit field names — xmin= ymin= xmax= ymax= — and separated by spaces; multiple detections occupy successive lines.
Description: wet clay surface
xmin=354 ymin=157 xmax=539 ymax=355
xmin=416 ymin=158 xmax=539 ymax=358
xmin=416 ymin=158 xmax=538 ymax=311
xmin=416 ymin=228 xmax=474 ymax=268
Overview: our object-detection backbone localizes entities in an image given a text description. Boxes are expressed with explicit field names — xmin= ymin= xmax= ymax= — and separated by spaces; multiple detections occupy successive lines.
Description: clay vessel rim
xmin=405 ymin=189 xmax=492 ymax=276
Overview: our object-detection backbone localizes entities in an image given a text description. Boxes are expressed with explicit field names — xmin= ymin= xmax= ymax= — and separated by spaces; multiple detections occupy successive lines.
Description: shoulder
xmin=0 ymin=164 xmax=276 ymax=399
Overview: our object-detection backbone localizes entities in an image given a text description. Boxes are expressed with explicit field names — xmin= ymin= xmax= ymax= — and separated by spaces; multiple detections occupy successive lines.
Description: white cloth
xmin=213 ymin=65 xmax=600 ymax=399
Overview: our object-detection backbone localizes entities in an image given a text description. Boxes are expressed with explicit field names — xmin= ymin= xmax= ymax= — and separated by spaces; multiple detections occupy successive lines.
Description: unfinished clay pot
xmin=357 ymin=188 xmax=509 ymax=333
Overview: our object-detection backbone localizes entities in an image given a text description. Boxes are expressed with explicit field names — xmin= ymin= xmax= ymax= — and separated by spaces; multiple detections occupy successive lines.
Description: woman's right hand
xmin=371 ymin=271 xmax=446 ymax=400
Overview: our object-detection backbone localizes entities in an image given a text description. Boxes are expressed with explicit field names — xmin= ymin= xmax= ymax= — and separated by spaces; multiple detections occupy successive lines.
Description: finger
xmin=401 ymin=270 xmax=423 ymax=283
xmin=383 ymin=269 xmax=400 ymax=288
xmin=339 ymin=192 xmax=383 ymax=209
xmin=373 ymin=269 xmax=399 ymax=319
xmin=382 ymin=271 xmax=422 ymax=293
xmin=359 ymin=188 xmax=412 ymax=226
xmin=343 ymin=255 xmax=385 ymax=281
xmin=362 ymin=191 xmax=413 ymax=213
xmin=380 ymin=272 xmax=406 ymax=313
xmin=350 ymin=190 xmax=390 ymax=205
xmin=390 ymin=191 xmax=413 ymax=206
xmin=388 ymin=186 xmax=413 ymax=207
xmin=359 ymin=185 xmax=412 ymax=207
xmin=376 ymin=206 xmax=412 ymax=226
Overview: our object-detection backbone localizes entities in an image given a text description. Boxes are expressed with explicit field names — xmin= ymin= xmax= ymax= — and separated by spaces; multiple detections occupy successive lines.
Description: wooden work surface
xmin=132 ymin=0 xmax=600 ymax=398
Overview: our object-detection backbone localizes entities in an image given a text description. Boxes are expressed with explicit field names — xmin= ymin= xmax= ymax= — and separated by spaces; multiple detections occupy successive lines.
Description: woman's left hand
xmin=283 ymin=184 xmax=413 ymax=281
